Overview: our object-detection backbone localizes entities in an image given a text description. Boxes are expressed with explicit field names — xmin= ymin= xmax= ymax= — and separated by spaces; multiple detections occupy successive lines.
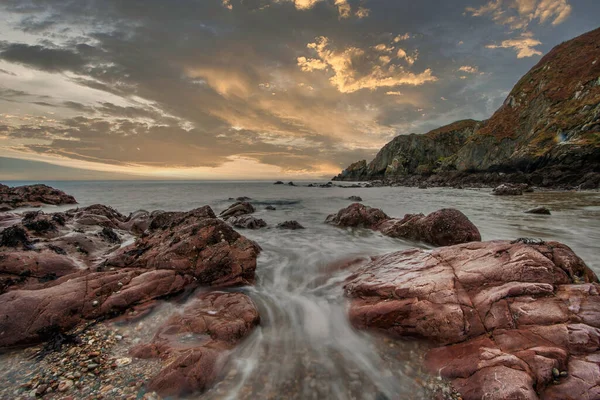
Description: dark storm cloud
xmin=0 ymin=43 xmax=87 ymax=72
xmin=0 ymin=0 xmax=599 ymax=177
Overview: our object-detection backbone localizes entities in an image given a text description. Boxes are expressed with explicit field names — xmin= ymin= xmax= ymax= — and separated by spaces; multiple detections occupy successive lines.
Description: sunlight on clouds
xmin=458 ymin=65 xmax=479 ymax=73
xmin=466 ymin=0 xmax=572 ymax=30
xmin=298 ymin=37 xmax=436 ymax=94
xmin=486 ymin=32 xmax=542 ymax=58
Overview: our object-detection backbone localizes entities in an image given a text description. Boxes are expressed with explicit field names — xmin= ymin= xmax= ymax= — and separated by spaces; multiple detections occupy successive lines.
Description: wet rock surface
xmin=326 ymin=204 xmax=481 ymax=247
xmin=219 ymin=202 xmax=256 ymax=220
xmin=325 ymin=203 xmax=389 ymax=229
xmin=227 ymin=215 xmax=267 ymax=229
xmin=0 ymin=184 xmax=77 ymax=211
xmin=492 ymin=183 xmax=526 ymax=196
xmin=130 ymin=291 xmax=260 ymax=397
xmin=525 ymin=206 xmax=552 ymax=215
xmin=344 ymin=240 xmax=600 ymax=400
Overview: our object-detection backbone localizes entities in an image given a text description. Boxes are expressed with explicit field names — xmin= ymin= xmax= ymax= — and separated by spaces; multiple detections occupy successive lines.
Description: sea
xmin=2 ymin=180 xmax=600 ymax=399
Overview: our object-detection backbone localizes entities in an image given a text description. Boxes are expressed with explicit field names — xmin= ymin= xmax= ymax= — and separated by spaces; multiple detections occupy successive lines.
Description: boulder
xmin=106 ymin=206 xmax=260 ymax=287
xmin=265 ymin=205 xmax=276 ymax=211
xmin=325 ymin=203 xmax=389 ymax=229
xmin=273 ymin=181 xmax=284 ymax=185
xmin=492 ymin=184 xmax=523 ymax=196
xmin=276 ymin=221 xmax=305 ymax=230
xmin=130 ymin=291 xmax=260 ymax=397
xmin=347 ymin=196 xmax=363 ymax=202
xmin=377 ymin=208 xmax=481 ymax=246
xmin=219 ymin=202 xmax=255 ymax=220
xmin=344 ymin=240 xmax=600 ymax=400
xmin=227 ymin=215 xmax=267 ymax=229
xmin=524 ymin=206 xmax=552 ymax=215
xmin=326 ymin=204 xmax=480 ymax=247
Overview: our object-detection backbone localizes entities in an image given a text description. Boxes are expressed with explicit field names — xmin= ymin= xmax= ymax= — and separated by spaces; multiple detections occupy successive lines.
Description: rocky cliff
xmin=334 ymin=27 xmax=600 ymax=188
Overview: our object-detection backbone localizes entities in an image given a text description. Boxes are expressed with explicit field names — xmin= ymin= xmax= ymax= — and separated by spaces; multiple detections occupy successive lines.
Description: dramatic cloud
xmin=298 ymin=36 xmax=436 ymax=93
xmin=0 ymin=0 xmax=596 ymax=179
xmin=467 ymin=0 xmax=571 ymax=58
xmin=466 ymin=0 xmax=572 ymax=30
xmin=485 ymin=32 xmax=543 ymax=58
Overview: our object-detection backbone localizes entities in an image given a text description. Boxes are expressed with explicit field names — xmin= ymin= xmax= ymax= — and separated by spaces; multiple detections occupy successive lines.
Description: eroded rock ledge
xmin=344 ymin=240 xmax=600 ymax=400
xmin=0 ymin=203 xmax=261 ymax=397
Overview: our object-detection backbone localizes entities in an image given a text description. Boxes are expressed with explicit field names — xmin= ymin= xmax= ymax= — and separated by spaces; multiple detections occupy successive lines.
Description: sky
xmin=0 ymin=0 xmax=599 ymax=180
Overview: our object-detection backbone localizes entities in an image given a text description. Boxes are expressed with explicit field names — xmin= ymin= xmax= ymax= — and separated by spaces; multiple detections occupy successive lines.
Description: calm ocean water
xmin=3 ymin=180 xmax=600 ymax=399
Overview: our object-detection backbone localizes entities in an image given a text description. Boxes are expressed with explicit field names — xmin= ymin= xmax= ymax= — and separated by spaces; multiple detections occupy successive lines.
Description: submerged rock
xmin=348 ymin=196 xmax=363 ymax=202
xmin=524 ymin=206 xmax=552 ymax=215
xmin=344 ymin=240 xmax=600 ymax=400
xmin=276 ymin=220 xmax=305 ymax=230
xmin=130 ymin=291 xmax=260 ymax=397
xmin=265 ymin=205 xmax=276 ymax=211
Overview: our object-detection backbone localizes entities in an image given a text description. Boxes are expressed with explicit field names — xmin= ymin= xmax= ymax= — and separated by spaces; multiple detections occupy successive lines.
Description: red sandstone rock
xmin=325 ymin=203 xmax=389 ymax=229
xmin=0 ymin=205 xmax=261 ymax=350
xmin=106 ymin=206 xmax=260 ymax=286
xmin=130 ymin=291 xmax=260 ymax=397
xmin=0 ymin=184 xmax=77 ymax=211
xmin=344 ymin=240 xmax=600 ymax=400
xmin=326 ymin=204 xmax=480 ymax=246
xmin=378 ymin=208 xmax=481 ymax=246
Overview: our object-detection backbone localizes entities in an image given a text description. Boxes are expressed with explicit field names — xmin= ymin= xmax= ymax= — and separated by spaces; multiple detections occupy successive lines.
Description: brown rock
xmin=325 ymin=203 xmax=389 ymax=229
xmin=492 ymin=184 xmax=524 ymax=196
xmin=219 ymin=202 xmax=255 ymax=220
xmin=377 ymin=208 xmax=481 ymax=246
xmin=106 ymin=206 xmax=260 ymax=287
xmin=326 ymin=204 xmax=480 ymax=246
xmin=130 ymin=291 xmax=260 ymax=397
xmin=227 ymin=215 xmax=267 ymax=229
xmin=344 ymin=240 xmax=600 ymax=400
xmin=0 ymin=184 xmax=77 ymax=211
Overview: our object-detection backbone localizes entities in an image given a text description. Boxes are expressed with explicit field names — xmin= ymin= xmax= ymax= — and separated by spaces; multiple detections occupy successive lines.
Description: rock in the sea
xmin=492 ymin=184 xmax=524 ymax=196
xmin=265 ymin=205 xmax=276 ymax=211
xmin=107 ymin=206 xmax=260 ymax=286
xmin=524 ymin=206 xmax=552 ymax=215
xmin=326 ymin=204 xmax=480 ymax=247
xmin=219 ymin=201 xmax=255 ymax=220
xmin=273 ymin=181 xmax=284 ymax=185
xmin=227 ymin=215 xmax=267 ymax=229
xmin=287 ymin=181 xmax=296 ymax=186
xmin=325 ymin=203 xmax=389 ymax=229
xmin=344 ymin=240 xmax=600 ymax=400
xmin=0 ymin=184 xmax=77 ymax=211
xmin=0 ymin=206 xmax=261 ymax=348
xmin=348 ymin=196 xmax=363 ymax=202
xmin=276 ymin=221 xmax=305 ymax=230
xmin=130 ymin=291 xmax=259 ymax=397
xmin=377 ymin=208 xmax=481 ymax=247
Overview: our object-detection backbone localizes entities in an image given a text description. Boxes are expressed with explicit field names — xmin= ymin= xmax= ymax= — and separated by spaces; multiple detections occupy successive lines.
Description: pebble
xmin=58 ymin=379 xmax=74 ymax=392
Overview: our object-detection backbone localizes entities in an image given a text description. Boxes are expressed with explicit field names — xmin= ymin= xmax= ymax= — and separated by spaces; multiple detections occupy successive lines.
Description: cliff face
xmin=334 ymin=27 xmax=600 ymax=187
